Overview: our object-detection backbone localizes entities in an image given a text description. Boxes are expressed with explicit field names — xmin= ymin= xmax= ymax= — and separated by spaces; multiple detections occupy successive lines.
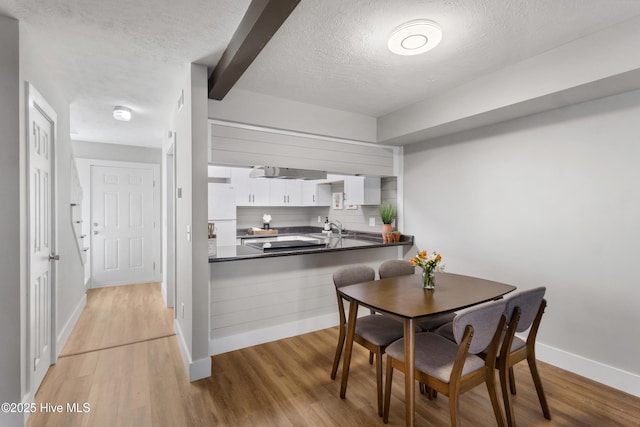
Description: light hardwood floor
xmin=28 ymin=283 xmax=640 ymax=426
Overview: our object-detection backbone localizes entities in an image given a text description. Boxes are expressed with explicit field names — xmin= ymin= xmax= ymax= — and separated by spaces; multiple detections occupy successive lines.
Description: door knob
xmin=49 ymin=254 xmax=60 ymax=261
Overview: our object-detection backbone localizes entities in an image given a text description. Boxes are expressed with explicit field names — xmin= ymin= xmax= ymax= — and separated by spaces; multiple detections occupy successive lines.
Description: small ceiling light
xmin=388 ymin=20 xmax=442 ymax=56
xmin=113 ymin=106 xmax=132 ymax=121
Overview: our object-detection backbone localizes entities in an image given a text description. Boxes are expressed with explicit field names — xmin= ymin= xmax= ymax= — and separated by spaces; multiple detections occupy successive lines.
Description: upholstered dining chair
xmin=383 ymin=299 xmax=507 ymax=426
xmin=331 ymin=264 xmax=406 ymax=417
xmin=378 ymin=259 xmax=455 ymax=332
xmin=495 ymin=287 xmax=551 ymax=426
xmin=378 ymin=259 xmax=415 ymax=278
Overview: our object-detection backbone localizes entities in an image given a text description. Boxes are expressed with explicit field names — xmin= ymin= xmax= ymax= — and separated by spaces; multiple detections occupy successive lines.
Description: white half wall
xmin=403 ymin=88 xmax=640 ymax=396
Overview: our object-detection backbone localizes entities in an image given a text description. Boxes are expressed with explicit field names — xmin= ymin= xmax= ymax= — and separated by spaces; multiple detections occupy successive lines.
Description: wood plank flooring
xmin=59 ymin=282 xmax=175 ymax=357
xmin=29 ymin=283 xmax=640 ymax=426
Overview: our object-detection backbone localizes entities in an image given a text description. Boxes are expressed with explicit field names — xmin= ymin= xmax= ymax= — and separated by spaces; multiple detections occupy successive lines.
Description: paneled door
xmin=28 ymin=83 xmax=57 ymax=393
xmin=91 ymin=165 xmax=155 ymax=287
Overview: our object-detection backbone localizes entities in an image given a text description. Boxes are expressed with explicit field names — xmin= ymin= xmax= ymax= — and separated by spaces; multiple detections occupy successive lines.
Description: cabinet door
xmin=344 ymin=176 xmax=381 ymax=206
xmin=251 ymin=179 xmax=270 ymax=205
xmin=230 ymin=168 xmax=253 ymax=206
xmin=285 ymin=181 xmax=303 ymax=206
xmin=270 ymin=180 xmax=302 ymax=206
xmin=344 ymin=176 xmax=365 ymax=206
xmin=302 ymin=181 xmax=331 ymax=206
xmin=269 ymin=180 xmax=287 ymax=206
xmin=230 ymin=167 xmax=270 ymax=205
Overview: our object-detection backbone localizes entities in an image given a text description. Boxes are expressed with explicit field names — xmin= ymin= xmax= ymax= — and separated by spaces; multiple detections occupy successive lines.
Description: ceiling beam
xmin=208 ymin=0 xmax=301 ymax=100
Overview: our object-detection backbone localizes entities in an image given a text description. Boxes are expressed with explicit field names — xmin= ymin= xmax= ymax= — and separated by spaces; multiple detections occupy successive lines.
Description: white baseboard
xmin=56 ymin=294 xmax=87 ymax=359
xmin=210 ymin=311 xmax=344 ymax=356
xmin=189 ymin=357 xmax=212 ymax=381
xmin=535 ymin=341 xmax=640 ymax=398
xmin=21 ymin=392 xmax=35 ymax=427
xmin=174 ymin=320 xmax=211 ymax=382
xmin=160 ymin=280 xmax=167 ymax=305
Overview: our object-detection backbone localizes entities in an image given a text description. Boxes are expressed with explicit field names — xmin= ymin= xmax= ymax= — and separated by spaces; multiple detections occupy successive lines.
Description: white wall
xmin=404 ymin=89 xmax=640 ymax=396
xmin=0 ymin=15 xmax=22 ymax=427
xmin=72 ymin=140 xmax=162 ymax=164
xmin=172 ymin=64 xmax=210 ymax=380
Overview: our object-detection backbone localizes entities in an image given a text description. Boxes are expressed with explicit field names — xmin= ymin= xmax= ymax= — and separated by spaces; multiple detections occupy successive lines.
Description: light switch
xmin=369 ymin=217 xmax=376 ymax=227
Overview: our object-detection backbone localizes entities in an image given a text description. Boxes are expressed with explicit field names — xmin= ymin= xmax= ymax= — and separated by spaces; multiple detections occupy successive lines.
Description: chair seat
xmin=386 ymin=333 xmax=485 ymax=383
xmin=417 ymin=312 xmax=456 ymax=332
xmin=354 ymin=315 xmax=405 ymax=346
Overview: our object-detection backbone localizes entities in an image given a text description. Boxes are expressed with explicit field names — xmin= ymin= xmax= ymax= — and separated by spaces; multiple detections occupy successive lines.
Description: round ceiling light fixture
xmin=113 ymin=106 xmax=132 ymax=122
xmin=388 ymin=20 xmax=442 ymax=56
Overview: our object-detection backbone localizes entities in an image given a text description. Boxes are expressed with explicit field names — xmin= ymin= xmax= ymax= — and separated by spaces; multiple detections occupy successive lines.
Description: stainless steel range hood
xmin=249 ymin=166 xmax=327 ymax=180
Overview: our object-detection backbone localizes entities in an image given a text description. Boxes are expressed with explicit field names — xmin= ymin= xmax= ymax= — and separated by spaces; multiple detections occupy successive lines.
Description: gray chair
xmin=331 ymin=265 xmax=406 ymax=417
xmin=383 ymin=299 xmax=507 ymax=426
xmin=378 ymin=259 xmax=415 ymax=279
xmin=496 ymin=287 xmax=551 ymax=426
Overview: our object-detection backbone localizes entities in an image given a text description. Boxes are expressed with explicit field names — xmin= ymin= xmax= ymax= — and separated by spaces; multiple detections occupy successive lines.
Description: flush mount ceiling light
xmin=388 ymin=20 xmax=442 ymax=56
xmin=113 ymin=106 xmax=132 ymax=122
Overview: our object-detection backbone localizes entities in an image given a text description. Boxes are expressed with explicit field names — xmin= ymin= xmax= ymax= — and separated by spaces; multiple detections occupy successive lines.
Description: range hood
xmin=249 ymin=166 xmax=327 ymax=180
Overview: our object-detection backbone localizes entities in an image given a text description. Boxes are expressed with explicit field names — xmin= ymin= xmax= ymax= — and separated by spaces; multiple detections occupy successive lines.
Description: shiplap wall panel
xmin=209 ymin=247 xmax=397 ymax=342
xmin=210 ymin=123 xmax=394 ymax=176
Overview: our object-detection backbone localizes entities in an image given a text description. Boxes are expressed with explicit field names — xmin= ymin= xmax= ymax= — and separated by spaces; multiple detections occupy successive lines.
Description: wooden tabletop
xmin=338 ymin=271 xmax=516 ymax=319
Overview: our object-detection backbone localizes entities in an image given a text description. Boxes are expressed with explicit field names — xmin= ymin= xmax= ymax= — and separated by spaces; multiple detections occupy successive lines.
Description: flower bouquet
xmin=410 ymin=249 xmax=444 ymax=289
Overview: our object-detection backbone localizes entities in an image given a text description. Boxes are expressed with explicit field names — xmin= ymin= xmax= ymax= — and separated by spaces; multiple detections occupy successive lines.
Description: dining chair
xmin=383 ymin=299 xmax=507 ymax=426
xmin=378 ymin=259 xmax=415 ymax=278
xmin=495 ymin=287 xmax=551 ymax=426
xmin=331 ymin=264 xmax=406 ymax=417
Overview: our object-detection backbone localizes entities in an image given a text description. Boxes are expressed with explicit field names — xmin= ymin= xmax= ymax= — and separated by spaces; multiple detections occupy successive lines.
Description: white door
xmin=28 ymin=84 xmax=57 ymax=392
xmin=91 ymin=165 xmax=155 ymax=287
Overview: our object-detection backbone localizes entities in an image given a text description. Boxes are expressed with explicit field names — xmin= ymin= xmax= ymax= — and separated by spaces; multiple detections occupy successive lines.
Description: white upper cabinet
xmin=269 ymin=180 xmax=303 ymax=206
xmin=344 ymin=175 xmax=381 ymax=206
xmin=302 ymin=181 xmax=331 ymax=206
xmin=230 ymin=168 xmax=270 ymax=206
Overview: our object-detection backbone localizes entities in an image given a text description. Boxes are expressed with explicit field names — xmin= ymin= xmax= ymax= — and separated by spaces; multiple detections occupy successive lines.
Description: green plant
xmin=379 ymin=203 xmax=395 ymax=224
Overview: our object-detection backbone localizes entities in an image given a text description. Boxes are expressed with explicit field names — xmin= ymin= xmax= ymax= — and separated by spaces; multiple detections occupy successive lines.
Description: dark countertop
xmin=209 ymin=227 xmax=413 ymax=263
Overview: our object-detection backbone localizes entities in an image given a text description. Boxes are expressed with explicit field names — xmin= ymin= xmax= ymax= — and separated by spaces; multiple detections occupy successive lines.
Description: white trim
xmin=189 ymin=358 xmax=212 ymax=382
xmin=76 ymin=159 xmax=161 ymax=288
xmin=535 ymin=341 xmax=640 ymax=398
xmin=174 ymin=319 xmax=191 ymax=375
xmin=22 ymin=392 xmax=35 ymax=426
xmin=174 ymin=319 xmax=211 ymax=381
xmin=209 ymin=306 xmax=369 ymax=356
xmin=25 ymin=82 xmax=58 ymax=399
xmin=160 ymin=280 xmax=167 ymax=305
xmin=55 ymin=294 xmax=86 ymax=360
xmin=208 ymin=119 xmax=398 ymax=150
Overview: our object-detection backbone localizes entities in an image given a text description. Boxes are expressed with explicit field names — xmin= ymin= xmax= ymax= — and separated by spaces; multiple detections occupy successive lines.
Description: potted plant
xmin=379 ymin=203 xmax=395 ymax=242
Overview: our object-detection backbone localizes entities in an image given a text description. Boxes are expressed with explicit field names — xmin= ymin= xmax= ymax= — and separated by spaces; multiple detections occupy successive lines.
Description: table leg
xmin=404 ymin=318 xmax=416 ymax=427
xmin=340 ymin=299 xmax=359 ymax=399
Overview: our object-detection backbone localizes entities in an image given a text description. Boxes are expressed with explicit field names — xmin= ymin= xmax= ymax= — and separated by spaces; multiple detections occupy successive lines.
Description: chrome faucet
xmin=329 ymin=220 xmax=344 ymax=236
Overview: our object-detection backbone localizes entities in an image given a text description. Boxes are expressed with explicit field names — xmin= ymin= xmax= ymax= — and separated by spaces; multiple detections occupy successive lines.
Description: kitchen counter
xmin=209 ymin=227 xmax=413 ymax=262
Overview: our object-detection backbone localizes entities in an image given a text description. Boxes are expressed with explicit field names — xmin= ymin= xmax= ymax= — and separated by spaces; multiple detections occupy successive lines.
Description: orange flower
xmin=419 ymin=250 xmax=427 ymax=259
xmin=409 ymin=258 xmax=416 ymax=266
xmin=435 ymin=254 xmax=441 ymax=263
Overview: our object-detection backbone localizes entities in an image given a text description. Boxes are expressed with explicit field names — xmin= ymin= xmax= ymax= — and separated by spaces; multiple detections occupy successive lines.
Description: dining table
xmin=338 ymin=271 xmax=516 ymax=427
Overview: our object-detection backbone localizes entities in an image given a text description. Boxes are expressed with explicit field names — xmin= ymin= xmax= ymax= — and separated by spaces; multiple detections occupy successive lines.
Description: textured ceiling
xmin=2 ymin=0 xmax=640 ymax=147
